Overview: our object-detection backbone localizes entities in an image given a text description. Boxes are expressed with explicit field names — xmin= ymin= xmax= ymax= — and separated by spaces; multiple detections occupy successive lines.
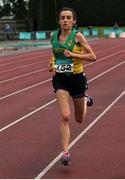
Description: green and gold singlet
xmin=51 ymin=28 xmax=84 ymax=74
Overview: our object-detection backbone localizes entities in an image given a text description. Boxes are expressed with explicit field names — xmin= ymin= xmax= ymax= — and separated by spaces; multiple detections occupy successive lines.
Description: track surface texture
xmin=0 ymin=38 xmax=125 ymax=179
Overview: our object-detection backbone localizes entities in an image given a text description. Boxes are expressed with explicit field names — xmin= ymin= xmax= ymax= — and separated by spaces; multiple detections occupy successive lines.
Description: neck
xmin=59 ymin=30 xmax=71 ymax=42
xmin=61 ymin=29 xmax=72 ymax=37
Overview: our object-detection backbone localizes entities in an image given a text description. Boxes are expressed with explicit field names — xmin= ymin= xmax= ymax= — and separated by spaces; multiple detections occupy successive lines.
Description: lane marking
xmin=0 ymin=51 xmax=50 ymax=66
xmin=0 ymin=60 xmax=125 ymax=100
xmin=0 ymin=42 xmax=124 ymax=177
xmin=0 ymin=47 xmax=125 ymax=79
xmin=1 ymin=48 xmax=125 ymax=85
xmin=0 ymin=48 xmax=50 ymax=63
xmin=0 ymin=99 xmax=57 ymax=133
xmin=0 ymin=58 xmax=46 ymax=74
xmin=0 ymin=67 xmax=47 ymax=84
xmin=35 ymin=89 xmax=125 ymax=179
xmin=88 ymin=60 xmax=125 ymax=83
xmin=0 ymin=60 xmax=125 ymax=132
xmin=1 ymin=49 xmax=124 ymax=74
xmin=0 ymin=78 xmax=51 ymax=100
xmin=86 ymin=49 xmax=125 ymax=67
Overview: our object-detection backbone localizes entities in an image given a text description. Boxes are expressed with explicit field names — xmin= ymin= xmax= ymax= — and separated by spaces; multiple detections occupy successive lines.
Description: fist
xmin=64 ymin=49 xmax=72 ymax=57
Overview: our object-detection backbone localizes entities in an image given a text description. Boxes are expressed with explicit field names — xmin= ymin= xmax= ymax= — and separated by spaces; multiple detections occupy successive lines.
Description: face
xmin=59 ymin=10 xmax=76 ymax=31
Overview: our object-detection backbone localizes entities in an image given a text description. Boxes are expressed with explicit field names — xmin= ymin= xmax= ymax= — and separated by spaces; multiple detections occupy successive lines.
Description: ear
xmin=73 ymin=20 xmax=76 ymax=25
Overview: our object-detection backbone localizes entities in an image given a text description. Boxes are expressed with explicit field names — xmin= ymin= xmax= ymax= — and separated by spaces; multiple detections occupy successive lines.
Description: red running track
xmin=0 ymin=38 xmax=125 ymax=179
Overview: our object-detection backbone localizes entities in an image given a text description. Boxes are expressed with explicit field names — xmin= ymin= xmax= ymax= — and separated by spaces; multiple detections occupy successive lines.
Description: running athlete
xmin=49 ymin=7 xmax=96 ymax=166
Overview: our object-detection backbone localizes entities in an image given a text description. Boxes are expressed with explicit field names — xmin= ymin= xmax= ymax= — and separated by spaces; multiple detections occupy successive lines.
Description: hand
xmin=64 ymin=49 xmax=72 ymax=57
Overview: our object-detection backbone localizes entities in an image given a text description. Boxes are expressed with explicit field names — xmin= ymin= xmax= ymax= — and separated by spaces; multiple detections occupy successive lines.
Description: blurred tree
xmin=0 ymin=2 xmax=11 ymax=16
xmin=0 ymin=0 xmax=125 ymax=30
xmin=12 ymin=0 xmax=28 ymax=19
xmin=40 ymin=0 xmax=57 ymax=30
xmin=29 ymin=0 xmax=57 ymax=31
xmin=28 ymin=0 xmax=40 ymax=31
xmin=56 ymin=0 xmax=125 ymax=26
xmin=0 ymin=0 xmax=28 ymax=19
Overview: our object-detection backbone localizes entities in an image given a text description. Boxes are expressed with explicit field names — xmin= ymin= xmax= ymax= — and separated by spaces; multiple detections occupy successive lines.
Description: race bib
xmin=54 ymin=64 xmax=73 ymax=73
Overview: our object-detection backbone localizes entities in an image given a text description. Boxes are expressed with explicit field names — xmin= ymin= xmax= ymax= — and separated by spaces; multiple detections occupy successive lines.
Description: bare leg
xmin=56 ymin=90 xmax=71 ymax=152
xmin=73 ymin=97 xmax=87 ymax=123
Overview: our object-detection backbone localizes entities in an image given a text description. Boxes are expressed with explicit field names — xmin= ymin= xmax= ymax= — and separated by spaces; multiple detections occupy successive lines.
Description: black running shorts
xmin=52 ymin=72 xmax=86 ymax=98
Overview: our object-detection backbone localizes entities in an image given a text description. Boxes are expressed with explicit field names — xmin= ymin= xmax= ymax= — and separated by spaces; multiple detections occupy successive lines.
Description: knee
xmin=62 ymin=111 xmax=71 ymax=122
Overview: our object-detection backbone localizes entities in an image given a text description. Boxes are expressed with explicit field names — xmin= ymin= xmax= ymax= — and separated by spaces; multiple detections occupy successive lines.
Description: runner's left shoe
xmin=61 ymin=152 xmax=71 ymax=166
xmin=85 ymin=94 xmax=93 ymax=106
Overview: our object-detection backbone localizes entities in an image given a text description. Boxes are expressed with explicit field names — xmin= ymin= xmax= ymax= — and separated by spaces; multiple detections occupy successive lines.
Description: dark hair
xmin=58 ymin=7 xmax=77 ymax=21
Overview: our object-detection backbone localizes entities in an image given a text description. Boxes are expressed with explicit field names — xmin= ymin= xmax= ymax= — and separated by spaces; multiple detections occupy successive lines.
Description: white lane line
xmin=0 ymin=45 xmax=119 ymax=67
xmin=0 ymin=51 xmax=50 ymax=66
xmin=0 ymin=67 xmax=47 ymax=84
xmin=0 ymin=99 xmax=57 ymax=133
xmin=35 ymin=89 xmax=125 ymax=179
xmin=1 ymin=49 xmax=125 ymax=84
xmin=0 ymin=60 xmax=125 ymax=100
xmin=0 ymin=56 xmax=46 ymax=74
xmin=88 ymin=60 xmax=125 ymax=83
xmin=86 ymin=49 xmax=125 ymax=67
xmin=0 ymin=78 xmax=51 ymax=100
xmin=0 ymin=56 xmax=47 ymax=68
xmin=0 ymin=59 xmax=124 ymax=132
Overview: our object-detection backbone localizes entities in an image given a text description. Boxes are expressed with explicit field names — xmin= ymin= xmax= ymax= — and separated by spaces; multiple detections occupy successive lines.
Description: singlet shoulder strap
xmin=51 ymin=30 xmax=59 ymax=43
xmin=66 ymin=28 xmax=78 ymax=50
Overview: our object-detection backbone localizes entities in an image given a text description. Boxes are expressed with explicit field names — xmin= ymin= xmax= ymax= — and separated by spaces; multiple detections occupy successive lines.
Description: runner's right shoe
xmin=61 ymin=152 xmax=71 ymax=166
